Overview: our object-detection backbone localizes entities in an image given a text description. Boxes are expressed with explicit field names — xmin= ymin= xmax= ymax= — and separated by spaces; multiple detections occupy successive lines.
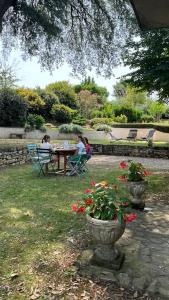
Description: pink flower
xmin=90 ymin=181 xmax=96 ymax=186
xmin=120 ymin=161 xmax=128 ymax=169
xmin=85 ymin=189 xmax=91 ymax=194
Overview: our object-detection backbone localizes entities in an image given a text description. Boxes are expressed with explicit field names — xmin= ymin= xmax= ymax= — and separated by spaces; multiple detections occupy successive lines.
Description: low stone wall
xmin=0 ymin=144 xmax=169 ymax=169
xmin=92 ymin=144 xmax=169 ymax=158
xmin=0 ymin=145 xmax=28 ymax=168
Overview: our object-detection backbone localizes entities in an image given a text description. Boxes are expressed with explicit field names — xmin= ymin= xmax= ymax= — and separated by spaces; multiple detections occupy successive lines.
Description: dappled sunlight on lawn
xmin=0 ymin=164 xmax=169 ymax=299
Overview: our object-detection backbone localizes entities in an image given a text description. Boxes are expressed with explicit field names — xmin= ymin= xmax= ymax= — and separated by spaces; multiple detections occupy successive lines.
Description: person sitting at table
xmin=83 ymin=137 xmax=92 ymax=160
xmin=40 ymin=135 xmax=54 ymax=152
xmin=76 ymin=135 xmax=86 ymax=155
xmin=40 ymin=135 xmax=55 ymax=173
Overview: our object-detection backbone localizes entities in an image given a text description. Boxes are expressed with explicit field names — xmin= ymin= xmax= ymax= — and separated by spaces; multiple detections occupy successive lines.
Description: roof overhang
xmin=130 ymin=0 xmax=169 ymax=29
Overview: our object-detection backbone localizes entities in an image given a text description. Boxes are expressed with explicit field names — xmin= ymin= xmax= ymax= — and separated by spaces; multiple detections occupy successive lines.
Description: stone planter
xmin=127 ymin=181 xmax=148 ymax=210
xmin=86 ymin=214 xmax=125 ymax=270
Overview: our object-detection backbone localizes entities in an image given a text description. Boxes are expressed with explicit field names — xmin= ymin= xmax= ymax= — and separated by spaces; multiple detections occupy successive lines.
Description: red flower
xmin=125 ymin=213 xmax=137 ymax=222
xmin=120 ymin=161 xmax=128 ymax=169
xmin=90 ymin=181 xmax=96 ymax=186
xmin=78 ymin=207 xmax=86 ymax=213
xmin=85 ymin=188 xmax=91 ymax=194
xmin=118 ymin=175 xmax=127 ymax=182
xmin=71 ymin=204 xmax=78 ymax=212
xmin=122 ymin=202 xmax=129 ymax=207
xmin=113 ymin=185 xmax=118 ymax=191
xmin=86 ymin=198 xmax=93 ymax=205
xmin=144 ymin=170 xmax=152 ymax=176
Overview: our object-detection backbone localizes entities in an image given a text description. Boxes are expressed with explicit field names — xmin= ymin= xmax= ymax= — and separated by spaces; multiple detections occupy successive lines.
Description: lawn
xmin=0 ymin=163 xmax=169 ymax=299
xmin=1 ymin=138 xmax=169 ymax=148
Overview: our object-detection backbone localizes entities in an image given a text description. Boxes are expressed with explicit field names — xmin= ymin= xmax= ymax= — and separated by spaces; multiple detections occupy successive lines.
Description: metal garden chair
xmin=35 ymin=148 xmax=57 ymax=176
xmin=67 ymin=154 xmax=88 ymax=176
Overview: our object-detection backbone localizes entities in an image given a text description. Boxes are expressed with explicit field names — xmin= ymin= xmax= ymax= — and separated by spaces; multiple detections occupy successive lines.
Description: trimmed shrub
xmin=0 ymin=89 xmax=28 ymax=127
xmin=51 ymin=104 xmax=75 ymax=123
xmin=40 ymin=126 xmax=47 ymax=133
xmin=111 ymin=123 xmax=153 ymax=128
xmin=58 ymin=124 xmax=83 ymax=134
xmin=94 ymin=124 xmax=112 ymax=133
xmin=114 ymin=114 xmax=128 ymax=123
xmin=72 ymin=114 xmax=87 ymax=126
xmin=114 ymin=106 xmax=142 ymax=123
xmin=27 ymin=114 xmax=45 ymax=129
xmin=90 ymin=118 xmax=113 ymax=127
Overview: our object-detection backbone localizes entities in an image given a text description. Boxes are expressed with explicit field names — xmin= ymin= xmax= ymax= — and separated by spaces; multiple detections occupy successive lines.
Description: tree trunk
xmin=0 ymin=0 xmax=15 ymax=31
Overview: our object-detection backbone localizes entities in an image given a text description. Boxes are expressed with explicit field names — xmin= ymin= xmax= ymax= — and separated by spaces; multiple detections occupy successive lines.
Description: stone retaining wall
xmin=92 ymin=144 xmax=169 ymax=158
xmin=0 ymin=145 xmax=28 ymax=168
xmin=0 ymin=144 xmax=169 ymax=169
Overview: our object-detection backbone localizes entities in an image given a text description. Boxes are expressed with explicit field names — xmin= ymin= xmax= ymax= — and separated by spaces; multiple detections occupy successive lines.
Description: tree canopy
xmin=123 ymin=29 xmax=169 ymax=101
xmin=1 ymin=0 xmax=136 ymax=75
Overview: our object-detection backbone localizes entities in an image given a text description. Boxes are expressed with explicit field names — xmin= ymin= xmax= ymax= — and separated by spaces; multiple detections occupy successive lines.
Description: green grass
xmin=0 ymin=164 xmax=122 ymax=299
xmin=0 ymin=163 xmax=169 ymax=299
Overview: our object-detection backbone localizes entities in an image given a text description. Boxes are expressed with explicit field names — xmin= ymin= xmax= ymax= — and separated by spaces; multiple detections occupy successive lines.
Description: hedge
xmin=111 ymin=123 xmax=169 ymax=133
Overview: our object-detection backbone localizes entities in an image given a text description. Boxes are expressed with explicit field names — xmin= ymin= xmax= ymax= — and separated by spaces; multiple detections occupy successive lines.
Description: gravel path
xmin=89 ymin=155 xmax=169 ymax=170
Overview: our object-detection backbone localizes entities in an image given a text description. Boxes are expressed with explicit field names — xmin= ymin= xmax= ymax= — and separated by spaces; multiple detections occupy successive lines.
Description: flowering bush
xmin=71 ymin=181 xmax=137 ymax=223
xmin=118 ymin=161 xmax=151 ymax=182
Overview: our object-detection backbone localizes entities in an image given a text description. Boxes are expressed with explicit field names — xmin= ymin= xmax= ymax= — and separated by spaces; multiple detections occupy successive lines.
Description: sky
xmin=5 ymin=51 xmax=131 ymax=100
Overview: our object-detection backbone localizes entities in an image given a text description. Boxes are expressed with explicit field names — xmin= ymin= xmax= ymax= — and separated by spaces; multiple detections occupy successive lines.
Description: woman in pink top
xmin=83 ymin=137 xmax=92 ymax=160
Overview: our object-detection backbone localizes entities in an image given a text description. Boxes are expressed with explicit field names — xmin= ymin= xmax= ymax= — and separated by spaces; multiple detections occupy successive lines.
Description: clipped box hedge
xmin=112 ymin=123 xmax=169 ymax=133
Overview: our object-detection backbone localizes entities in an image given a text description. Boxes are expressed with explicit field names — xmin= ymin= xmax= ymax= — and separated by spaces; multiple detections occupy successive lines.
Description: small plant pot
xmin=127 ymin=181 xmax=148 ymax=210
xmin=86 ymin=214 xmax=125 ymax=270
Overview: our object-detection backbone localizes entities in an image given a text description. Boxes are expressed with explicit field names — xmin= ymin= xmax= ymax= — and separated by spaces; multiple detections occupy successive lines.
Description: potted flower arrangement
xmin=118 ymin=161 xmax=151 ymax=210
xmin=71 ymin=181 xmax=137 ymax=270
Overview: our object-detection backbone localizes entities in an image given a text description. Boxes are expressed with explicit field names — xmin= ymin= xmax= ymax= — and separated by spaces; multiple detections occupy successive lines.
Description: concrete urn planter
xmin=86 ymin=214 xmax=125 ymax=270
xmin=127 ymin=181 xmax=148 ymax=210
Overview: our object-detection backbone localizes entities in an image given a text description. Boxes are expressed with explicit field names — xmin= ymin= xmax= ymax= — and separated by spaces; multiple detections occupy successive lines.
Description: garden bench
xmin=10 ymin=133 xmax=26 ymax=139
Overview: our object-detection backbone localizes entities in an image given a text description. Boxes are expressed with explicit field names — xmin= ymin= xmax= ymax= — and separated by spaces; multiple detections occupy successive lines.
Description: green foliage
xmin=147 ymin=139 xmax=153 ymax=148
xmin=114 ymin=114 xmax=128 ymax=123
xmin=51 ymin=104 xmax=75 ymax=124
xmin=111 ymin=123 xmax=153 ymax=128
xmin=72 ymin=114 xmax=87 ymax=126
xmin=75 ymin=77 xmax=109 ymax=103
xmin=40 ymin=126 xmax=47 ymax=133
xmin=94 ymin=124 xmax=112 ymax=133
xmin=123 ymin=29 xmax=169 ymax=100
xmin=148 ymin=101 xmax=167 ymax=121
xmin=17 ymin=88 xmax=45 ymax=114
xmin=77 ymin=89 xmax=102 ymax=119
xmin=128 ymin=162 xmax=146 ymax=182
xmin=2 ymin=1 xmax=134 ymax=75
xmin=58 ymin=124 xmax=83 ymax=135
xmin=90 ymin=118 xmax=113 ymax=127
xmin=114 ymin=106 xmax=142 ymax=123
xmin=0 ymin=62 xmax=19 ymax=89
xmin=46 ymin=81 xmax=77 ymax=109
xmin=0 ymin=89 xmax=28 ymax=127
xmin=72 ymin=182 xmax=131 ymax=222
xmin=27 ymin=114 xmax=45 ymax=129
xmin=37 ymin=88 xmax=59 ymax=120
xmin=141 ymin=114 xmax=154 ymax=123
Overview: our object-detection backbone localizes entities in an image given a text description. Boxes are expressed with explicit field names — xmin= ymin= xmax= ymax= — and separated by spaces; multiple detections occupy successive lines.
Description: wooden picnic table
xmin=54 ymin=148 xmax=76 ymax=175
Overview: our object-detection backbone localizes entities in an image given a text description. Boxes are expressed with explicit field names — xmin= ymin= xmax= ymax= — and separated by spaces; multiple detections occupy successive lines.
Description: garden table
xmin=54 ymin=148 xmax=76 ymax=175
